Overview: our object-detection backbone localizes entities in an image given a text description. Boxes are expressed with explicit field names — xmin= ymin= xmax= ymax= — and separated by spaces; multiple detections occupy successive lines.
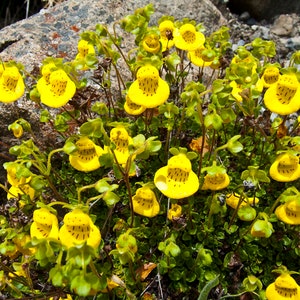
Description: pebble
xmin=239 ymin=11 xmax=251 ymax=22
xmin=270 ymin=14 xmax=294 ymax=36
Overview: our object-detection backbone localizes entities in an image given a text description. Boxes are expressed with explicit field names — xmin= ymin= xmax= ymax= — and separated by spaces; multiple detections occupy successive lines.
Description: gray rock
xmin=228 ymin=0 xmax=300 ymax=21
xmin=0 ymin=0 xmax=226 ymax=72
xmin=239 ymin=11 xmax=251 ymax=22
xmin=271 ymin=14 xmax=295 ymax=37
xmin=281 ymin=37 xmax=300 ymax=50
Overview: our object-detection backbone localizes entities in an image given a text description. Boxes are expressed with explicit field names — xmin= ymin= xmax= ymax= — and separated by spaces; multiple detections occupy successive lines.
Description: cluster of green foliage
xmin=1 ymin=3 xmax=300 ymax=300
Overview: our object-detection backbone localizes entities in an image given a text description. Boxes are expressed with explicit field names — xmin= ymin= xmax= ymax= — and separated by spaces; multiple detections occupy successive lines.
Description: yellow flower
xmin=101 ymin=276 xmax=121 ymax=293
xmin=7 ymin=184 xmax=35 ymax=201
xmin=202 ymin=173 xmax=230 ymax=191
xmin=174 ymin=23 xmax=205 ymax=51
xmin=75 ymin=39 xmax=96 ymax=70
xmin=5 ymin=163 xmax=35 ymax=201
xmin=108 ymin=127 xmax=133 ymax=165
xmin=75 ymin=39 xmax=95 ymax=60
xmin=275 ymin=198 xmax=300 ymax=225
xmin=5 ymin=234 xmax=36 ymax=257
xmin=269 ymin=152 xmax=300 ymax=182
xmin=167 ymin=204 xmax=182 ymax=220
xmin=132 ymin=186 xmax=160 ymax=218
xmin=127 ymin=65 xmax=170 ymax=108
xmin=159 ymin=20 xmax=175 ymax=51
xmin=230 ymin=81 xmax=243 ymax=102
xmin=266 ymin=272 xmax=300 ymax=300
xmin=250 ymin=218 xmax=273 ymax=238
xmin=40 ymin=62 xmax=57 ymax=84
xmin=142 ymin=33 xmax=161 ymax=54
xmin=30 ymin=208 xmax=59 ymax=240
xmin=226 ymin=193 xmax=259 ymax=209
xmin=154 ymin=153 xmax=199 ymax=199
xmin=0 ymin=66 xmax=25 ymax=103
xmin=6 ymin=164 xmax=29 ymax=187
xmin=260 ymin=66 xmax=281 ymax=88
xmin=59 ymin=208 xmax=101 ymax=249
xmin=231 ymin=52 xmax=258 ymax=73
xmin=264 ymin=74 xmax=300 ymax=115
xmin=69 ymin=136 xmax=104 ymax=172
xmin=230 ymin=79 xmax=263 ymax=102
xmin=188 ymin=47 xmax=213 ymax=67
xmin=37 ymin=68 xmax=76 ymax=108
xmin=9 ymin=123 xmax=23 ymax=138
xmin=124 ymin=95 xmax=146 ymax=115
xmin=202 ymin=165 xmax=230 ymax=191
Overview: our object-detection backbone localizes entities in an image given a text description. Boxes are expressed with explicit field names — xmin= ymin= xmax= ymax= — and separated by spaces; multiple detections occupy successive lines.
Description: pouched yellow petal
xmin=261 ymin=66 xmax=281 ymax=88
xmin=275 ymin=199 xmax=300 ymax=225
xmin=174 ymin=23 xmax=205 ymax=51
xmin=76 ymin=39 xmax=95 ymax=59
xmin=124 ymin=95 xmax=146 ymax=115
xmin=6 ymin=164 xmax=30 ymax=187
xmin=41 ymin=63 xmax=57 ymax=83
xmin=154 ymin=153 xmax=199 ymax=199
xmin=69 ymin=136 xmax=104 ymax=172
xmin=37 ymin=69 xmax=76 ymax=108
xmin=128 ymin=65 xmax=170 ymax=108
xmin=202 ymin=173 xmax=230 ymax=191
xmin=188 ymin=47 xmax=212 ymax=67
xmin=159 ymin=20 xmax=175 ymax=51
xmin=168 ymin=204 xmax=182 ymax=220
xmin=142 ymin=34 xmax=161 ymax=54
xmin=0 ymin=66 xmax=25 ymax=103
xmin=269 ymin=153 xmax=300 ymax=182
xmin=30 ymin=208 xmax=59 ymax=240
xmin=109 ymin=127 xmax=133 ymax=165
xmin=230 ymin=81 xmax=243 ymax=102
xmin=264 ymin=74 xmax=300 ymax=115
xmin=226 ymin=193 xmax=259 ymax=209
xmin=132 ymin=187 xmax=160 ymax=217
xmin=59 ymin=208 xmax=101 ymax=249
xmin=8 ymin=184 xmax=35 ymax=201
xmin=266 ymin=273 xmax=300 ymax=300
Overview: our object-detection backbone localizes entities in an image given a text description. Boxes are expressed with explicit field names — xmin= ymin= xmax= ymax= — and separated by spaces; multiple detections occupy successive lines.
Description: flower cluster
xmin=30 ymin=207 xmax=101 ymax=249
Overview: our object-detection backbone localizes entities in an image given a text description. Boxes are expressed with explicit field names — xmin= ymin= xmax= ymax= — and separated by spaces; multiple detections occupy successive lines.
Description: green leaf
xmin=63 ymin=141 xmax=77 ymax=155
xmin=103 ymin=191 xmax=120 ymax=206
xmin=166 ymin=241 xmax=181 ymax=257
xmin=237 ymin=205 xmax=257 ymax=221
xmin=49 ymin=266 xmax=63 ymax=287
xmin=165 ymin=52 xmax=181 ymax=72
xmin=29 ymin=175 xmax=46 ymax=191
xmin=169 ymin=268 xmax=182 ymax=281
xmin=169 ymin=147 xmax=180 ymax=156
xmin=71 ymin=275 xmax=91 ymax=297
xmin=197 ymin=275 xmax=220 ymax=300
xmin=204 ymin=112 xmax=223 ymax=130
xmin=40 ymin=109 xmax=51 ymax=123
xmin=80 ymin=118 xmax=104 ymax=138
xmin=227 ymin=135 xmax=243 ymax=154
xmin=95 ymin=179 xmax=112 ymax=193
xmin=91 ymin=102 xmax=109 ymax=115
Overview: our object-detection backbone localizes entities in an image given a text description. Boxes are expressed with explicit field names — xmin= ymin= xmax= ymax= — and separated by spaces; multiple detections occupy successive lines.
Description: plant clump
xmin=0 ymin=3 xmax=300 ymax=299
